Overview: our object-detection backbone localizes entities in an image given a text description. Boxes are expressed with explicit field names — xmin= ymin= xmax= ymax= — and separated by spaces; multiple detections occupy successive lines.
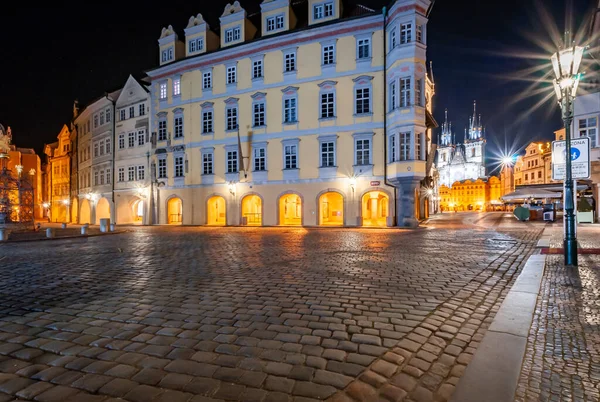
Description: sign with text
xmin=551 ymin=137 xmax=590 ymax=180
xmin=370 ymin=181 xmax=381 ymax=186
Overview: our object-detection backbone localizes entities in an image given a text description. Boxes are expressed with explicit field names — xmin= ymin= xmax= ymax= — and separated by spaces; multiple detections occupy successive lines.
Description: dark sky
xmin=1 ymin=0 xmax=596 ymax=165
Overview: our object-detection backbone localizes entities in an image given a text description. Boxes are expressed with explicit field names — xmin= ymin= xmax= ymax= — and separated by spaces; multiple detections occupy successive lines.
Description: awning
xmin=501 ymin=188 xmax=562 ymax=201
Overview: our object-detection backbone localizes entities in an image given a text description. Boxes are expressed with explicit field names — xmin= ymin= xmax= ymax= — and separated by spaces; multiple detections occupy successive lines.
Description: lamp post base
xmin=563 ymin=238 xmax=578 ymax=267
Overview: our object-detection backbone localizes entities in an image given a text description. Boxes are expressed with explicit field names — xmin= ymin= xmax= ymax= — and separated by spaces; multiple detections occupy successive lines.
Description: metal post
xmin=562 ymin=89 xmax=578 ymax=266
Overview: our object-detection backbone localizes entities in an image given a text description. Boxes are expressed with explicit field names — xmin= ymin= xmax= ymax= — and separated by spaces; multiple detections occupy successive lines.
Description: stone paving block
xmin=0 ymin=377 xmax=36 ymax=395
xmin=265 ymin=375 xmax=295 ymax=393
xmin=124 ymin=384 xmax=164 ymax=402
xmin=15 ymin=381 xmax=54 ymax=399
xmin=34 ymin=385 xmax=80 ymax=402
xmin=71 ymin=373 xmax=112 ymax=393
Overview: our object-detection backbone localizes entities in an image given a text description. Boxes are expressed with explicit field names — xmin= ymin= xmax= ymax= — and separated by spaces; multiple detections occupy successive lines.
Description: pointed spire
xmin=473 ymin=100 xmax=477 ymax=122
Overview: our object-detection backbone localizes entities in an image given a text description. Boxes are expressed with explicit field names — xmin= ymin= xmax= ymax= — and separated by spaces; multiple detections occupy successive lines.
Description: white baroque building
xmin=437 ymin=102 xmax=486 ymax=187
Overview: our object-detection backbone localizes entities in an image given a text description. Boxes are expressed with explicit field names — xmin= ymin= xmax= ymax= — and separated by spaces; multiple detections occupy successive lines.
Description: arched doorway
xmin=279 ymin=193 xmax=302 ymax=226
xmin=132 ymin=199 xmax=144 ymax=223
xmin=96 ymin=197 xmax=111 ymax=224
xmin=319 ymin=192 xmax=344 ymax=226
xmin=362 ymin=191 xmax=389 ymax=227
xmin=241 ymin=194 xmax=262 ymax=226
xmin=80 ymin=199 xmax=91 ymax=224
xmin=71 ymin=198 xmax=79 ymax=224
xmin=207 ymin=196 xmax=226 ymax=226
xmin=167 ymin=197 xmax=183 ymax=224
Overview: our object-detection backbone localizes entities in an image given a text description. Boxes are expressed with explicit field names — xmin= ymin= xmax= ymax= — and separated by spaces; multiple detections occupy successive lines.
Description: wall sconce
xmin=228 ymin=182 xmax=236 ymax=196
xmin=29 ymin=168 xmax=36 ymax=176
xmin=63 ymin=199 xmax=70 ymax=206
xmin=348 ymin=177 xmax=356 ymax=193
xmin=42 ymin=202 xmax=50 ymax=209
xmin=15 ymin=164 xmax=23 ymax=176
xmin=136 ymin=187 xmax=148 ymax=198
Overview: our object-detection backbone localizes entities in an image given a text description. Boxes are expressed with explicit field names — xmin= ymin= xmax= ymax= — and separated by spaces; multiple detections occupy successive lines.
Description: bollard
xmin=46 ymin=228 xmax=55 ymax=238
xmin=61 ymin=223 xmax=67 ymax=229
xmin=81 ymin=226 xmax=88 ymax=235
xmin=99 ymin=218 xmax=110 ymax=233
xmin=83 ymin=223 xmax=89 ymax=228
xmin=0 ymin=228 xmax=8 ymax=241
xmin=109 ymin=223 xmax=115 ymax=232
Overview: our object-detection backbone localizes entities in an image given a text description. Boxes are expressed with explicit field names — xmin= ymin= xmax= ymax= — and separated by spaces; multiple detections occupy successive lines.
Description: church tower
xmin=463 ymin=101 xmax=486 ymax=179
xmin=437 ymin=109 xmax=453 ymax=170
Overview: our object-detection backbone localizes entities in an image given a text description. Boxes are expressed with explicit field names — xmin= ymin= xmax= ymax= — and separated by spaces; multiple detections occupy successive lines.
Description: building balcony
xmin=386 ymin=160 xmax=426 ymax=185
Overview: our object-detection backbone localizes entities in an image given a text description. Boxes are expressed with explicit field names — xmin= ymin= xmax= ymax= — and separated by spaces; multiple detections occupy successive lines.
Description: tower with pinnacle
xmin=437 ymin=109 xmax=453 ymax=171
xmin=463 ymin=100 xmax=486 ymax=178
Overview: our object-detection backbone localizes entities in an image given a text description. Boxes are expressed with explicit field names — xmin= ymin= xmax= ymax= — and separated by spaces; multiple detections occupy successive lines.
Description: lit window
xmin=173 ymin=78 xmax=181 ymax=96
xmin=160 ymin=83 xmax=167 ymax=99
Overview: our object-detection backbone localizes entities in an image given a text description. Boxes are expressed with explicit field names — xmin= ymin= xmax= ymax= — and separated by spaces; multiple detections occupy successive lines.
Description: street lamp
xmin=551 ymin=38 xmax=584 ymax=267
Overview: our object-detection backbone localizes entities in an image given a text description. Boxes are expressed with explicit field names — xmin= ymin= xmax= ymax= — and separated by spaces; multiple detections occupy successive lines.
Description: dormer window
xmin=161 ymin=48 xmax=173 ymax=62
xmin=188 ymin=37 xmax=204 ymax=54
xmin=225 ymin=27 xmax=241 ymax=43
xmin=314 ymin=1 xmax=334 ymax=20
xmin=266 ymin=15 xmax=284 ymax=32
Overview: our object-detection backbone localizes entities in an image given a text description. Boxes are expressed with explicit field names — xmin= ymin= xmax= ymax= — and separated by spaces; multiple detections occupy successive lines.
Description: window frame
xmin=318 ymin=135 xmax=337 ymax=168
xmin=201 ymin=148 xmax=214 ymax=175
xmin=282 ymin=139 xmax=299 ymax=170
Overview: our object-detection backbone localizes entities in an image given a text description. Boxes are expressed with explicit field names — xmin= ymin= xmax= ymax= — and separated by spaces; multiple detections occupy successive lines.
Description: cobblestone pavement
xmin=516 ymin=225 xmax=600 ymax=402
xmin=0 ymin=213 xmax=542 ymax=402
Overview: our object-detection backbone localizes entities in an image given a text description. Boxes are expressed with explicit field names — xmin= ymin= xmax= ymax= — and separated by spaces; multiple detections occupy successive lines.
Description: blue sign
xmin=562 ymin=148 xmax=582 ymax=161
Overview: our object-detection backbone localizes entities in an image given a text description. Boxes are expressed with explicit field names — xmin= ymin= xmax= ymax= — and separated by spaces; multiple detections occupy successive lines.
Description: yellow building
xmin=145 ymin=0 xmax=437 ymax=227
xmin=439 ymin=176 xmax=504 ymax=211
xmin=44 ymin=125 xmax=73 ymax=223
xmin=513 ymin=141 xmax=554 ymax=187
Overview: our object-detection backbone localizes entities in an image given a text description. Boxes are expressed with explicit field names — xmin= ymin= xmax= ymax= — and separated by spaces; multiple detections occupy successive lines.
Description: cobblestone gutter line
xmin=329 ymin=229 xmax=542 ymax=401
xmin=515 ymin=254 xmax=600 ymax=402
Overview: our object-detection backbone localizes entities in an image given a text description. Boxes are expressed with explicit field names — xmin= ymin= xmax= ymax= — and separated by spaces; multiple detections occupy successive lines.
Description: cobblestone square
xmin=0 ymin=213 xmax=542 ymax=401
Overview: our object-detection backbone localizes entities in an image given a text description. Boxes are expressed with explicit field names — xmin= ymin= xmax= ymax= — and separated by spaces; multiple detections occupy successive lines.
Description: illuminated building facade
xmin=43 ymin=125 xmax=73 ymax=223
xmin=439 ymin=176 xmax=503 ymax=212
xmin=145 ymin=0 xmax=437 ymax=227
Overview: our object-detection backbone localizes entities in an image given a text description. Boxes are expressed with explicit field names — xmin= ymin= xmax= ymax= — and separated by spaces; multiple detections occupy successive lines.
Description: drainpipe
xmin=105 ymin=93 xmax=117 ymax=223
xmin=382 ymin=6 xmax=398 ymax=225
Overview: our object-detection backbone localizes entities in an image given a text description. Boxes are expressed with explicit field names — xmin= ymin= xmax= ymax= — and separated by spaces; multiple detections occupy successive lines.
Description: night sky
xmin=1 ymin=0 xmax=596 ymax=168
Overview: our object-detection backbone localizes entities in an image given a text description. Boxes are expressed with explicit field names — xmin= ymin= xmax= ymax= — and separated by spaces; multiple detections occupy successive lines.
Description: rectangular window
xmin=203 ymin=72 xmax=212 ymax=89
xmin=128 ymin=132 xmax=135 ymax=147
xmin=138 ymin=130 xmax=145 ymax=146
xmin=173 ymin=78 xmax=181 ymax=96
xmin=105 ymin=138 xmax=111 ymax=154
xmin=356 ymin=139 xmax=370 ymax=165
xmin=202 ymin=152 xmax=213 ymax=175
xmin=578 ymin=117 xmax=598 ymax=148
xmin=99 ymin=140 xmax=105 ymax=155
xmin=284 ymin=145 xmax=297 ymax=169
xmin=320 ymin=92 xmax=335 ymax=118
xmin=321 ymin=141 xmax=335 ymax=167
xmin=322 ymin=45 xmax=335 ymax=65
xmin=357 ymin=38 xmax=370 ymax=59
xmin=128 ymin=166 xmax=135 ymax=181
xmin=94 ymin=171 xmax=99 ymax=186
xmin=106 ymin=168 xmax=111 ymax=184
xmin=196 ymin=38 xmax=204 ymax=51
xmin=120 ymin=109 xmax=126 ymax=121
xmin=284 ymin=98 xmax=297 ymax=123
xmin=266 ymin=15 xmax=284 ymax=32
xmin=390 ymin=81 xmax=397 ymax=109
xmin=314 ymin=4 xmax=324 ymax=19
xmin=174 ymin=116 xmax=183 ymax=138
xmin=100 ymin=111 xmax=105 ymax=125
xmin=137 ymin=165 xmax=145 ymax=181
xmin=355 ymin=88 xmax=370 ymax=114
xmin=415 ymin=79 xmax=422 ymax=106
xmin=416 ymin=133 xmax=423 ymax=160
xmin=538 ymin=171 xmax=542 ymax=179
xmin=158 ymin=159 xmax=167 ymax=178
xmin=400 ymin=23 xmax=412 ymax=44
xmin=94 ymin=115 xmax=98 ymax=128
xmin=390 ymin=28 xmax=397 ymax=49
xmin=399 ymin=132 xmax=410 ymax=161
xmin=284 ymin=52 xmax=296 ymax=72
xmin=202 ymin=111 xmax=213 ymax=133
xmin=227 ymin=150 xmax=238 ymax=173
xmin=175 ymin=156 xmax=184 ymax=177
xmin=189 ymin=40 xmax=196 ymax=53
xmin=227 ymin=66 xmax=237 ymax=84
xmin=253 ymin=60 xmax=263 ymax=79
xmin=139 ymin=104 xmax=145 ymax=116
xmin=226 ymin=107 xmax=238 ymax=131
xmin=160 ymin=83 xmax=167 ymax=99
xmin=129 ymin=106 xmax=135 ymax=119
xmin=100 ymin=170 xmax=105 ymax=185
xmin=324 ymin=2 xmax=334 ymax=16
xmin=400 ymin=77 xmax=411 ymax=107
xmin=158 ymin=120 xmax=167 ymax=141
xmin=253 ymin=102 xmax=265 ymax=127
xmin=118 ymin=167 xmax=125 ymax=182
xmin=389 ymin=135 xmax=397 ymax=162
xmin=254 ymin=147 xmax=266 ymax=171
xmin=417 ymin=25 xmax=423 ymax=43
xmin=225 ymin=27 xmax=241 ymax=43
xmin=106 ymin=109 xmax=111 ymax=123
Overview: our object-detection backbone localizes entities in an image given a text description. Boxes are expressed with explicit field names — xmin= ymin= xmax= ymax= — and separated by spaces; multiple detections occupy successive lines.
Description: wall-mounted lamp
xmin=228 ymin=182 xmax=236 ymax=196
xmin=348 ymin=177 xmax=357 ymax=193
xmin=42 ymin=202 xmax=50 ymax=209
xmin=63 ymin=199 xmax=70 ymax=206
xmin=29 ymin=168 xmax=36 ymax=176
xmin=15 ymin=164 xmax=23 ymax=176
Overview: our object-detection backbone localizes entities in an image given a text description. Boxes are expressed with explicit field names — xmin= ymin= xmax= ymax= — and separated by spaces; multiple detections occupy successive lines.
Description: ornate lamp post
xmin=551 ymin=39 xmax=584 ymax=267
